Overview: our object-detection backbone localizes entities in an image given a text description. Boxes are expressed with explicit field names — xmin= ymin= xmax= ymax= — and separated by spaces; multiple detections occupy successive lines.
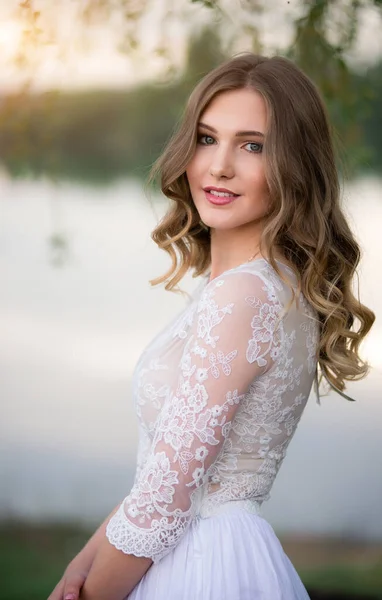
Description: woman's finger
xmin=63 ymin=571 xmax=87 ymax=600
xmin=47 ymin=576 xmax=65 ymax=600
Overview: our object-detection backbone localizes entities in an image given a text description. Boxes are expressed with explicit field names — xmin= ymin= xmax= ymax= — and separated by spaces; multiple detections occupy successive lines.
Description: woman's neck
xmin=208 ymin=226 xmax=287 ymax=282
xmin=209 ymin=225 xmax=262 ymax=281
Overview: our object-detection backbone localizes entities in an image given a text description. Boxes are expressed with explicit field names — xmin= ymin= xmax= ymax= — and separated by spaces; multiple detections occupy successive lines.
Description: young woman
xmin=48 ymin=53 xmax=375 ymax=600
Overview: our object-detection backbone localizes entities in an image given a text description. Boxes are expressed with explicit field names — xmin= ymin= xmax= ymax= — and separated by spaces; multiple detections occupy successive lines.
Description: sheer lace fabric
xmin=106 ymin=260 xmax=319 ymax=563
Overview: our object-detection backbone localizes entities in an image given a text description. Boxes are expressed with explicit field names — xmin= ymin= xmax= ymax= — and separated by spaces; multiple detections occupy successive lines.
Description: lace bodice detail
xmin=106 ymin=260 xmax=319 ymax=563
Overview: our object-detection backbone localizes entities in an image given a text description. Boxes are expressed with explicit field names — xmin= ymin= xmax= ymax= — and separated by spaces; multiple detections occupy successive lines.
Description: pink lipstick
xmin=203 ymin=186 xmax=240 ymax=206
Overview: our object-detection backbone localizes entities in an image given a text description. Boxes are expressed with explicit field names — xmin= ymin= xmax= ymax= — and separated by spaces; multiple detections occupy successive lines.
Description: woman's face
xmin=186 ymin=88 xmax=270 ymax=231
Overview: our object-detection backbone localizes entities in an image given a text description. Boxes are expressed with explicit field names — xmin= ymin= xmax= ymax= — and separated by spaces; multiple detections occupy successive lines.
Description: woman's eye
xmin=198 ymin=134 xmax=215 ymax=145
xmin=244 ymin=142 xmax=263 ymax=153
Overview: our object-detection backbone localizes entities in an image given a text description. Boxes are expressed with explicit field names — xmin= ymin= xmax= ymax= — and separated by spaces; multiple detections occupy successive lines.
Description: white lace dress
xmin=106 ymin=259 xmax=319 ymax=599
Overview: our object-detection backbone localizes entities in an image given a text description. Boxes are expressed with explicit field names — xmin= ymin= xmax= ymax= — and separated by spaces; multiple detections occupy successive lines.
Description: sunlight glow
xmin=0 ymin=19 xmax=23 ymax=56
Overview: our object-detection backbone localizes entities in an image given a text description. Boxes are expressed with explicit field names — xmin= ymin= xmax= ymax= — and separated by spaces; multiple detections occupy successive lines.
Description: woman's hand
xmin=47 ymin=563 xmax=89 ymax=600
xmin=47 ymin=504 xmax=121 ymax=600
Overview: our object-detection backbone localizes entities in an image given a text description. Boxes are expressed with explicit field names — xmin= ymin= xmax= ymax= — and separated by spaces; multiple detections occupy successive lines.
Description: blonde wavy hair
xmin=148 ymin=53 xmax=375 ymax=400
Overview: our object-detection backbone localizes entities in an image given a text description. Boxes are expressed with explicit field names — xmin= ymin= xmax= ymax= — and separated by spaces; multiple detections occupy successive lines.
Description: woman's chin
xmin=203 ymin=220 xmax=243 ymax=232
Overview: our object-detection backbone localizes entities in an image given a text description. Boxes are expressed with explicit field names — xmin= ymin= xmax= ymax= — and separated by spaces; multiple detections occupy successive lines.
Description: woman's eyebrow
xmin=198 ymin=122 xmax=264 ymax=138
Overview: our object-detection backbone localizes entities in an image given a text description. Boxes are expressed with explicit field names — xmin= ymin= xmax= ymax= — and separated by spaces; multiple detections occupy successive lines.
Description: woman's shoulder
xmin=203 ymin=258 xmax=298 ymax=300
xmin=201 ymin=258 xmax=319 ymax=326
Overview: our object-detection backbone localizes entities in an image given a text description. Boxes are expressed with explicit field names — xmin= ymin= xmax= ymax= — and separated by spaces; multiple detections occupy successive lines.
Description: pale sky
xmin=0 ymin=0 xmax=381 ymax=92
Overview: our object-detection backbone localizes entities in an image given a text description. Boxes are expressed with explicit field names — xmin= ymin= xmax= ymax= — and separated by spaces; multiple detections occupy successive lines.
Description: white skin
xmin=186 ymin=87 xmax=284 ymax=281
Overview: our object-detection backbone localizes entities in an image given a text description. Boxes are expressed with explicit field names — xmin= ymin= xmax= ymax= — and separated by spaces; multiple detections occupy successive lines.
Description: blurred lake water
xmin=1 ymin=173 xmax=382 ymax=539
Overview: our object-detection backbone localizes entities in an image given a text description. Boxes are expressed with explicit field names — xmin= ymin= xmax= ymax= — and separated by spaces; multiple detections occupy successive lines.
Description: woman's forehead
xmin=199 ymin=88 xmax=267 ymax=133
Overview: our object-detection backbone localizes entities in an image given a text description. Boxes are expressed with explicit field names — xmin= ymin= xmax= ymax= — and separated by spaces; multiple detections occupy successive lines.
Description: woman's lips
xmin=204 ymin=190 xmax=240 ymax=206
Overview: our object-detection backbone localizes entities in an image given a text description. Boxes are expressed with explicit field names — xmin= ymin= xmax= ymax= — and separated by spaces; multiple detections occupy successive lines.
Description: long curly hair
xmin=148 ymin=53 xmax=375 ymax=399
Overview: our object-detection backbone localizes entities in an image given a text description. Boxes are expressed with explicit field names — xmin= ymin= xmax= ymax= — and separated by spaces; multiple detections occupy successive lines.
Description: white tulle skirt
xmin=127 ymin=504 xmax=310 ymax=600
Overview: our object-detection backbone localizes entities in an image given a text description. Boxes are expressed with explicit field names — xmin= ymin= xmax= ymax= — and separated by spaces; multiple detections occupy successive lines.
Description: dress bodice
xmin=106 ymin=259 xmax=319 ymax=563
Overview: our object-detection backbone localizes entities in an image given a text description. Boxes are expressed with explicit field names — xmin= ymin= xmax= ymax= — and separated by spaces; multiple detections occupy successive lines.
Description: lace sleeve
xmin=133 ymin=423 xmax=151 ymax=485
xmin=106 ymin=270 xmax=282 ymax=563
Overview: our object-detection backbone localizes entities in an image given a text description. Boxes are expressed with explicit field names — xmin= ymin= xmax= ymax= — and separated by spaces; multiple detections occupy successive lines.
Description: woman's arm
xmin=48 ymin=504 xmax=120 ymax=600
xmin=78 ymin=271 xmax=281 ymax=600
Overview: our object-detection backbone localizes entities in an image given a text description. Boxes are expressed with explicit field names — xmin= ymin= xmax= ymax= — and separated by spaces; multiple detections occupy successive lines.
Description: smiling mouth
xmin=204 ymin=186 xmax=239 ymax=197
xmin=204 ymin=189 xmax=240 ymax=206
xmin=209 ymin=190 xmax=237 ymax=198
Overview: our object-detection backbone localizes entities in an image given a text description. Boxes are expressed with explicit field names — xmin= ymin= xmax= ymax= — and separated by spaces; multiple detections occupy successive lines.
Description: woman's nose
xmin=209 ymin=145 xmax=235 ymax=179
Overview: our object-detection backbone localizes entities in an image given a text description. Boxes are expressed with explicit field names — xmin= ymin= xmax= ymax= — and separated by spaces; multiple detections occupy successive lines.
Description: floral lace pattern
xmin=106 ymin=261 xmax=319 ymax=563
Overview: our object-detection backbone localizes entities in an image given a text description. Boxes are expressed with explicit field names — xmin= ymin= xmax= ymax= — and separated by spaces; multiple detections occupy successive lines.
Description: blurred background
xmin=1 ymin=1 xmax=382 ymax=598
